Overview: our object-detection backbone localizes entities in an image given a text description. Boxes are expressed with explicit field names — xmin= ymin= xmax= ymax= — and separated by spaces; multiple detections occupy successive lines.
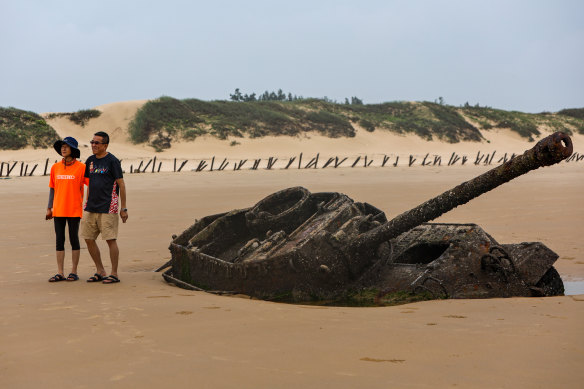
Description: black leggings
xmin=54 ymin=217 xmax=81 ymax=251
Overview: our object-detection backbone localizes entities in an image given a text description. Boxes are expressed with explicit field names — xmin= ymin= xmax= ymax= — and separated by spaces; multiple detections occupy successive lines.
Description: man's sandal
xmin=66 ymin=273 xmax=79 ymax=281
xmin=86 ymin=273 xmax=106 ymax=283
xmin=102 ymin=275 xmax=120 ymax=284
xmin=49 ymin=274 xmax=66 ymax=282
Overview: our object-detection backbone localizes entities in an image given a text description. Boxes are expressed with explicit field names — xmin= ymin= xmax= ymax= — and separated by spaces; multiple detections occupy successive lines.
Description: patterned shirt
xmin=84 ymin=153 xmax=123 ymax=213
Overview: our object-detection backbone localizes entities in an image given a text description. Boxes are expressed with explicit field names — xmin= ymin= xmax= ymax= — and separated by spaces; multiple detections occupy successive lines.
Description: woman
xmin=46 ymin=137 xmax=87 ymax=282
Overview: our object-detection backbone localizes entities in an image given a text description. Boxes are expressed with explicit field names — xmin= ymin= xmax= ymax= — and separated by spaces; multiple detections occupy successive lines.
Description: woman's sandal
xmin=102 ymin=275 xmax=120 ymax=284
xmin=66 ymin=273 xmax=79 ymax=281
xmin=86 ymin=273 xmax=106 ymax=283
xmin=49 ymin=274 xmax=66 ymax=282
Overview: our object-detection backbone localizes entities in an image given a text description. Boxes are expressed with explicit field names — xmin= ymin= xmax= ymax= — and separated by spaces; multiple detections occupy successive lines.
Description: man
xmin=81 ymin=131 xmax=128 ymax=284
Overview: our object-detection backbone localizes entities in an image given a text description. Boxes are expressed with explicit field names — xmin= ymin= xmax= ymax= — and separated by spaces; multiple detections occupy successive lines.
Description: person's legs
xmin=56 ymin=251 xmax=65 ymax=275
xmin=85 ymin=239 xmax=106 ymax=276
xmin=53 ymin=217 xmax=66 ymax=276
xmin=71 ymin=250 xmax=80 ymax=274
xmin=100 ymin=213 xmax=120 ymax=283
xmin=106 ymin=239 xmax=119 ymax=277
xmin=81 ymin=212 xmax=106 ymax=279
xmin=67 ymin=217 xmax=81 ymax=275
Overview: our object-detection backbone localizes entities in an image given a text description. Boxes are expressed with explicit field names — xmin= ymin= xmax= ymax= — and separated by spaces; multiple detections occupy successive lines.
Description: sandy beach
xmin=1 ymin=101 xmax=584 ymax=388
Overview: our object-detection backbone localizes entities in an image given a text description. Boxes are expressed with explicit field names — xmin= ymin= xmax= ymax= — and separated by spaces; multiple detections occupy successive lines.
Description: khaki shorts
xmin=81 ymin=212 xmax=119 ymax=240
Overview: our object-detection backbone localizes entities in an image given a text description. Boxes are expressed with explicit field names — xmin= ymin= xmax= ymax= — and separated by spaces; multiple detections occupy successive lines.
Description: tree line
xmin=229 ymin=88 xmax=363 ymax=105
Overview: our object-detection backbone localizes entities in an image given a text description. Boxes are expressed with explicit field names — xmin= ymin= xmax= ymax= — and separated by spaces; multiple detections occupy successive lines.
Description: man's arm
xmin=116 ymin=178 xmax=128 ymax=223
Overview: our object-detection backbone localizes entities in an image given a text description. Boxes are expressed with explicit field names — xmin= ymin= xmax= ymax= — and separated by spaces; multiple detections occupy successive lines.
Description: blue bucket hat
xmin=53 ymin=137 xmax=81 ymax=159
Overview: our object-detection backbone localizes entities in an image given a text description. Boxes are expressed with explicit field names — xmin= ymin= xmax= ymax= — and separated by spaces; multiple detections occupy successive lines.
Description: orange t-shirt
xmin=49 ymin=160 xmax=87 ymax=217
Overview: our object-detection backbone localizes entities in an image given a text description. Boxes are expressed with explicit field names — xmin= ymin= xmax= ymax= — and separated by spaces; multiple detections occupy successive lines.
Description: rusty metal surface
xmin=163 ymin=132 xmax=572 ymax=304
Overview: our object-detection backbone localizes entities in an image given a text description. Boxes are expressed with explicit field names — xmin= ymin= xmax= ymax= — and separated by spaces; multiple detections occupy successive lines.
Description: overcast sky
xmin=1 ymin=0 xmax=582 ymax=113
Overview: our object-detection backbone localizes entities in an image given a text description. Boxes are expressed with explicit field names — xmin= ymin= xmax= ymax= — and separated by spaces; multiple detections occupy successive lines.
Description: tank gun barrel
xmin=353 ymin=132 xmax=573 ymax=251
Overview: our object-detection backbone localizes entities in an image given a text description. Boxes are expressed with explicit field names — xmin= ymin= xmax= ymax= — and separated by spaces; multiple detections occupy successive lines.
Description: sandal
xmin=102 ymin=275 xmax=120 ymax=284
xmin=49 ymin=274 xmax=66 ymax=282
xmin=66 ymin=273 xmax=79 ymax=281
xmin=86 ymin=273 xmax=106 ymax=283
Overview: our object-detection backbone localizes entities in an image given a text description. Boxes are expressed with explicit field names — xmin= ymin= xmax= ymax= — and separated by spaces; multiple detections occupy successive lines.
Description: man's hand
xmin=45 ymin=208 xmax=53 ymax=220
xmin=120 ymin=209 xmax=128 ymax=223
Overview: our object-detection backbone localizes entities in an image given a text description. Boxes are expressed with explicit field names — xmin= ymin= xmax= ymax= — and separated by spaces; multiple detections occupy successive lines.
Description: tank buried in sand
xmin=160 ymin=132 xmax=573 ymax=305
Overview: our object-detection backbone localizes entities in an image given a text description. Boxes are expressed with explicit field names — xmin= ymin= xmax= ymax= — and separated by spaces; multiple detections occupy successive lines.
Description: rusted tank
xmin=161 ymin=132 xmax=573 ymax=304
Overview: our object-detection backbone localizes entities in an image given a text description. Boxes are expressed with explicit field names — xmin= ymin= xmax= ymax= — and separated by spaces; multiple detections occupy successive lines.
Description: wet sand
xmin=1 ymin=164 xmax=583 ymax=388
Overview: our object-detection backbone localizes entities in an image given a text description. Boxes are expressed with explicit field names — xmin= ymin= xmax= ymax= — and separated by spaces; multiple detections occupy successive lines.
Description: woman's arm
xmin=46 ymin=188 xmax=54 ymax=220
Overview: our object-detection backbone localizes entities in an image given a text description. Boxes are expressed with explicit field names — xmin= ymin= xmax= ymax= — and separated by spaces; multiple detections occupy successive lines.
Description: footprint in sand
xmin=81 ymin=314 xmax=101 ymax=320
xmin=360 ymin=357 xmax=405 ymax=363
xmin=110 ymin=372 xmax=134 ymax=381
xmin=146 ymin=296 xmax=171 ymax=298
xmin=443 ymin=315 xmax=467 ymax=319
xmin=122 ymin=335 xmax=147 ymax=344
xmin=175 ymin=311 xmax=193 ymax=315
xmin=40 ymin=305 xmax=76 ymax=311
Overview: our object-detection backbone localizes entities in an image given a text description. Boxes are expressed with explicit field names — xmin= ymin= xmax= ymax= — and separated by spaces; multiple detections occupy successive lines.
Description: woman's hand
xmin=45 ymin=208 xmax=53 ymax=220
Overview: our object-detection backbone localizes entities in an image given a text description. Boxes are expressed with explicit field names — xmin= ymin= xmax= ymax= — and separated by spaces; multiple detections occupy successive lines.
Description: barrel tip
xmin=552 ymin=132 xmax=573 ymax=158
xmin=535 ymin=132 xmax=573 ymax=165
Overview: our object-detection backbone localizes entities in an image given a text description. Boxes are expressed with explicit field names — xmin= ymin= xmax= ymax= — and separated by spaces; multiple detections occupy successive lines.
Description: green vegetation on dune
xmin=3 ymin=96 xmax=582 ymax=151
xmin=129 ymin=96 xmax=356 ymax=150
xmin=128 ymin=96 xmax=494 ymax=150
xmin=68 ymin=109 xmax=101 ymax=126
xmin=461 ymin=105 xmax=541 ymax=141
xmin=558 ymin=108 xmax=584 ymax=120
xmin=0 ymin=107 xmax=58 ymax=150
xmin=556 ymin=108 xmax=584 ymax=134
xmin=127 ymin=95 xmax=584 ymax=150
xmin=339 ymin=101 xmax=483 ymax=142
xmin=128 ymin=97 xmax=205 ymax=150
xmin=46 ymin=108 xmax=101 ymax=127
xmin=461 ymin=104 xmax=584 ymax=138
